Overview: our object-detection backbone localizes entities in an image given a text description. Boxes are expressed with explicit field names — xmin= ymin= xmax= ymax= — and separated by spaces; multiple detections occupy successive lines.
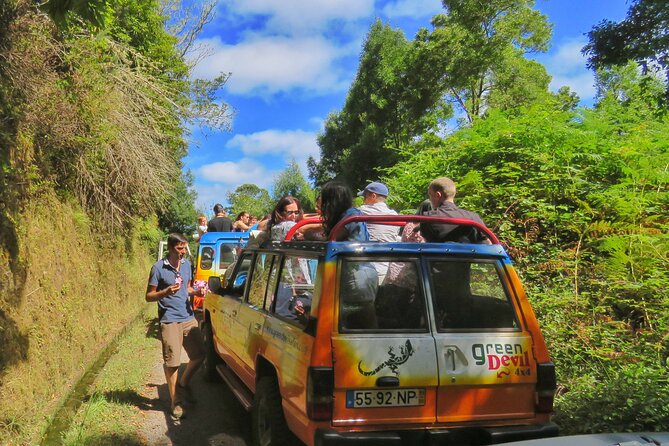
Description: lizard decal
xmin=357 ymin=340 xmax=415 ymax=376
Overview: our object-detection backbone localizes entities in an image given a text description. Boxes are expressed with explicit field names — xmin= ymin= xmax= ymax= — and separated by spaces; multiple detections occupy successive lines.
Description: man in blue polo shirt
xmin=146 ymin=233 xmax=204 ymax=419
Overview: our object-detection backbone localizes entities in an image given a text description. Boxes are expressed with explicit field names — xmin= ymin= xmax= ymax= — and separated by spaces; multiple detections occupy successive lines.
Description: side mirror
xmin=208 ymin=276 xmax=223 ymax=294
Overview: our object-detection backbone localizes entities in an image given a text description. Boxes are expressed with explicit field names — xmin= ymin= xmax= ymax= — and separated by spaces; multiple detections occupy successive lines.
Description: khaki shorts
xmin=160 ymin=318 xmax=205 ymax=368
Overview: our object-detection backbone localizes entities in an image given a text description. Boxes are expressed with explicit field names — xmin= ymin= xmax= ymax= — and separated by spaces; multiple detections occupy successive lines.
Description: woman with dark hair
xmin=320 ymin=181 xmax=369 ymax=241
xmin=320 ymin=182 xmax=377 ymax=329
xmin=232 ymin=211 xmax=250 ymax=232
xmin=267 ymin=196 xmax=303 ymax=241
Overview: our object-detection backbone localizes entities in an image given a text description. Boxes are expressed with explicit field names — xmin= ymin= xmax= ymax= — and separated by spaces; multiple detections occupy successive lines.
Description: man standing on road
xmin=146 ymin=233 xmax=204 ymax=419
xmin=421 ymin=177 xmax=491 ymax=244
xmin=207 ymin=203 xmax=232 ymax=232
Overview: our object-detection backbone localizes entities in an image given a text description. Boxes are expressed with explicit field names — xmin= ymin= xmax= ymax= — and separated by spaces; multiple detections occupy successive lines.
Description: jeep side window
xmin=229 ymin=254 xmax=252 ymax=298
xmin=219 ymin=244 xmax=236 ymax=269
xmin=429 ymin=260 xmax=518 ymax=330
xmin=339 ymin=258 xmax=427 ymax=332
xmin=200 ymin=246 xmax=214 ymax=270
xmin=264 ymin=255 xmax=281 ymax=312
xmin=274 ymin=255 xmax=318 ymax=328
xmin=247 ymin=253 xmax=277 ymax=308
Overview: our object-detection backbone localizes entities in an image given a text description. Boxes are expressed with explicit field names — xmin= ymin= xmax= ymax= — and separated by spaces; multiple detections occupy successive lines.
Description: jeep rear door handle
xmin=376 ymin=376 xmax=400 ymax=387
xmin=253 ymin=323 xmax=262 ymax=331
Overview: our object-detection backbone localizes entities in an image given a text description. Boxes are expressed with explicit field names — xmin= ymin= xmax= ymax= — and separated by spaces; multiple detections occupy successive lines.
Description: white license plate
xmin=346 ymin=388 xmax=425 ymax=408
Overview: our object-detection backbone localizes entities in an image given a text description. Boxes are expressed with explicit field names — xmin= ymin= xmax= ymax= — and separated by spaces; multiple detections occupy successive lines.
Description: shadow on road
xmin=101 ymin=389 xmax=158 ymax=411
xmin=145 ymin=318 xmax=160 ymax=340
xmin=141 ymin=361 xmax=252 ymax=446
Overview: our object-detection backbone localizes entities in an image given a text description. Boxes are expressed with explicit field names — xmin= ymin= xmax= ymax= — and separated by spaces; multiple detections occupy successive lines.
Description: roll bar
xmin=284 ymin=215 xmax=499 ymax=244
xmin=284 ymin=217 xmax=324 ymax=241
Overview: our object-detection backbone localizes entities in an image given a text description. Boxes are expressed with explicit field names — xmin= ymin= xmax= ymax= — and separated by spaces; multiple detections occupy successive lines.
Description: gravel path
xmin=136 ymin=345 xmax=251 ymax=446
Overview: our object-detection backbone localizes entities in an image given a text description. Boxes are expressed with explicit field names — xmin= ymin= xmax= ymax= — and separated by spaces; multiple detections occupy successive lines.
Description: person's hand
xmin=294 ymin=300 xmax=305 ymax=315
xmin=164 ymin=283 xmax=180 ymax=297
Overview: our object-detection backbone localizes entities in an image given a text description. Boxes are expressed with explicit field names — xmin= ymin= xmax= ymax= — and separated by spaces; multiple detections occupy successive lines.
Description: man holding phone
xmin=146 ymin=232 xmax=204 ymax=419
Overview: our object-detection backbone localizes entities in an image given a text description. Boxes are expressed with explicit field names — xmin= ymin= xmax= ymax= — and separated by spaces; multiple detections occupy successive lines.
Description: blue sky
xmin=185 ymin=0 xmax=630 ymax=214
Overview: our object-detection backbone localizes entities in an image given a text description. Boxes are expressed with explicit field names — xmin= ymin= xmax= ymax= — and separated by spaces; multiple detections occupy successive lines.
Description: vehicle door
xmin=426 ymin=257 xmax=537 ymax=422
xmin=331 ymin=255 xmax=439 ymax=427
xmin=229 ymin=251 xmax=277 ymax=389
xmin=211 ymin=252 xmax=252 ymax=368
xmin=265 ymin=254 xmax=319 ymax=417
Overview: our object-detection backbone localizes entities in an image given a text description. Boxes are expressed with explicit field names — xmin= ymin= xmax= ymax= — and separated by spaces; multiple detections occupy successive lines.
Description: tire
xmin=202 ymin=320 xmax=221 ymax=382
xmin=252 ymin=376 xmax=293 ymax=446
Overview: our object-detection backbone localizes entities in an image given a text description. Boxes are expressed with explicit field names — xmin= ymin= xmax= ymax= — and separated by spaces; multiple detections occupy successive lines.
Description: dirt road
xmin=136 ymin=346 xmax=251 ymax=446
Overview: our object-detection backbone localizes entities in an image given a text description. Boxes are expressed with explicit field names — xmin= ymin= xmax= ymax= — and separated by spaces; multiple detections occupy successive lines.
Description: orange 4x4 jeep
xmin=202 ymin=216 xmax=558 ymax=446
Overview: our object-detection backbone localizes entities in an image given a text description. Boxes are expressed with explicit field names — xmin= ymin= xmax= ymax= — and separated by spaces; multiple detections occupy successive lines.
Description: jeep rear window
xmin=338 ymin=259 xmax=428 ymax=332
xmin=428 ymin=260 xmax=518 ymax=331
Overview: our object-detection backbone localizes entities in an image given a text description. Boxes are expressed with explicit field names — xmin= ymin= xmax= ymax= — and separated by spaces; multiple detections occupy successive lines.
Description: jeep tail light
xmin=307 ymin=367 xmax=333 ymax=420
xmin=536 ymin=362 xmax=556 ymax=413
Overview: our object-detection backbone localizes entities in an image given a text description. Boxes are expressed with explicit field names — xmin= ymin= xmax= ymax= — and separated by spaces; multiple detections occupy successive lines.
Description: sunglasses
xmin=283 ymin=210 xmax=300 ymax=215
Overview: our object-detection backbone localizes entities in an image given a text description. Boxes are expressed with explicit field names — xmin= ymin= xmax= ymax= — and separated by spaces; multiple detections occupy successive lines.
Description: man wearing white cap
xmin=357 ymin=182 xmax=400 ymax=283
xmin=357 ymin=182 xmax=401 ymax=243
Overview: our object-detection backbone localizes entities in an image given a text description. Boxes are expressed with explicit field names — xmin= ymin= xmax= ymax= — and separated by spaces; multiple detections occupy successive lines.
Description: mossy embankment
xmin=0 ymin=193 xmax=156 ymax=445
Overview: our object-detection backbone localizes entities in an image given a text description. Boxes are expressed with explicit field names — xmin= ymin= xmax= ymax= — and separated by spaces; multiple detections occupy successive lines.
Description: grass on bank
xmin=59 ymin=309 xmax=158 ymax=446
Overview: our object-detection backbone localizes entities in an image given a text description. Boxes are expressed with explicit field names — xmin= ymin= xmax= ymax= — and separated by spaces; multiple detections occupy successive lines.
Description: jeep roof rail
xmin=284 ymin=217 xmax=324 ymax=241
xmin=284 ymin=216 xmax=499 ymax=244
xmin=329 ymin=215 xmax=500 ymax=244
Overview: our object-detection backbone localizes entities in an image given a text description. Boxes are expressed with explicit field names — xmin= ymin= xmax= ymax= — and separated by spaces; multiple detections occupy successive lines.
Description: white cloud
xmin=543 ymin=38 xmax=596 ymax=100
xmin=192 ymin=35 xmax=349 ymax=95
xmin=199 ymin=158 xmax=274 ymax=186
xmin=382 ymin=0 xmax=443 ymax=18
xmin=226 ymin=0 xmax=374 ymax=34
xmin=226 ymin=129 xmax=319 ymax=169
xmin=550 ymin=73 xmax=597 ymax=102
xmin=550 ymin=39 xmax=589 ymax=72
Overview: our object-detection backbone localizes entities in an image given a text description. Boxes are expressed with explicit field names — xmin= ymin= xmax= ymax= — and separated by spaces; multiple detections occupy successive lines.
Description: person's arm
xmin=146 ymin=283 xmax=179 ymax=302
xmin=235 ymin=221 xmax=250 ymax=231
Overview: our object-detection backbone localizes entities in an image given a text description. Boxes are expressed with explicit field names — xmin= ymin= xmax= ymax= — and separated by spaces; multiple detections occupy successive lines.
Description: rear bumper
xmin=314 ymin=422 xmax=559 ymax=446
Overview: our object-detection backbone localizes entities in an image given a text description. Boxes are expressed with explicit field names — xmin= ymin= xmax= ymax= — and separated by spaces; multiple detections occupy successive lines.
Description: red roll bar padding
xmin=328 ymin=215 xmax=499 ymax=244
xmin=284 ymin=217 xmax=324 ymax=241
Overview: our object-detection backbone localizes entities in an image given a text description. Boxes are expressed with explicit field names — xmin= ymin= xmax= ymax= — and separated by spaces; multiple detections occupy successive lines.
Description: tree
xmin=309 ymin=20 xmax=451 ymax=188
xmin=272 ymin=160 xmax=316 ymax=212
xmin=226 ymin=184 xmax=271 ymax=219
xmin=157 ymin=170 xmax=198 ymax=234
xmin=583 ymin=0 xmax=669 ymax=95
xmin=415 ymin=0 xmax=552 ymax=124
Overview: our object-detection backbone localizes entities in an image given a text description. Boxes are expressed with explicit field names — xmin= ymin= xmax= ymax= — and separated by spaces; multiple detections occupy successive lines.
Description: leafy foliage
xmin=584 ymin=0 xmax=669 ymax=97
xmin=383 ymin=64 xmax=669 ymax=432
xmin=272 ymin=160 xmax=316 ymax=212
xmin=2 ymin=0 xmax=230 ymax=234
xmin=310 ymin=20 xmax=451 ymax=188
xmin=416 ymin=0 xmax=552 ymax=124
xmin=226 ymin=184 xmax=272 ymax=219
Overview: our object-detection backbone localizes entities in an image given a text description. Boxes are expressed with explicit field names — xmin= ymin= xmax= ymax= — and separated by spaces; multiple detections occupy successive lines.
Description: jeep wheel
xmin=252 ymin=376 xmax=293 ymax=446
xmin=202 ymin=320 xmax=221 ymax=382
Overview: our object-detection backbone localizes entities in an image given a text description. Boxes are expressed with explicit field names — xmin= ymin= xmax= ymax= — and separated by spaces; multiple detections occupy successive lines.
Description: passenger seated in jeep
xmin=275 ymin=256 xmax=314 ymax=325
xmin=421 ymin=177 xmax=491 ymax=244
xmin=320 ymin=182 xmax=379 ymax=329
